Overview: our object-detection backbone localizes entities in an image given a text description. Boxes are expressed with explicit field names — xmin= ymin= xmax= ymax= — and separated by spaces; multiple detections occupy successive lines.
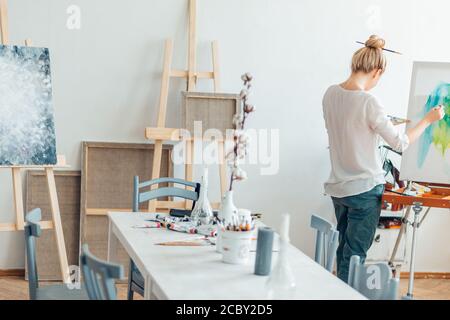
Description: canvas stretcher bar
xmin=0 ymin=0 xmax=8 ymax=45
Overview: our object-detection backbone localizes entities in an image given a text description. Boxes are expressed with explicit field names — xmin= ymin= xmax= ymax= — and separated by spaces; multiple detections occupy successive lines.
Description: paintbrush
xmin=356 ymin=41 xmax=402 ymax=55
xmin=387 ymin=189 xmax=413 ymax=197
xmin=155 ymin=241 xmax=207 ymax=247
xmin=155 ymin=236 xmax=214 ymax=246
xmin=388 ymin=115 xmax=410 ymax=126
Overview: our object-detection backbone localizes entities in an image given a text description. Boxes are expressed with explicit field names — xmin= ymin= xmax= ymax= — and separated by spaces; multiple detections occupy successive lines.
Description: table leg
xmin=144 ymin=274 xmax=152 ymax=300
xmin=403 ymin=202 xmax=423 ymax=300
xmin=107 ymin=219 xmax=118 ymax=263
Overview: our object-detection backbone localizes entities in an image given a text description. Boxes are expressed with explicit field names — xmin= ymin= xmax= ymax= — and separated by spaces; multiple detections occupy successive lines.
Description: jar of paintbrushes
xmin=221 ymin=214 xmax=256 ymax=265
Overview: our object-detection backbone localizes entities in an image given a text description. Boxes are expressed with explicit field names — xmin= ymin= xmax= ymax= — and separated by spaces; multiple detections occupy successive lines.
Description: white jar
xmin=221 ymin=230 xmax=253 ymax=265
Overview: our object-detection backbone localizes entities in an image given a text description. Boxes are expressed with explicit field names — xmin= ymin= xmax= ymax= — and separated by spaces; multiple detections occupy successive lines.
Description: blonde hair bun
xmin=351 ymin=35 xmax=387 ymax=73
xmin=365 ymin=35 xmax=385 ymax=50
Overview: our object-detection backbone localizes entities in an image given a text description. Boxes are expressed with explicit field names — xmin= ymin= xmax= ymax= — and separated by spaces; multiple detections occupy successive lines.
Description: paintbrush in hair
xmin=356 ymin=41 xmax=402 ymax=55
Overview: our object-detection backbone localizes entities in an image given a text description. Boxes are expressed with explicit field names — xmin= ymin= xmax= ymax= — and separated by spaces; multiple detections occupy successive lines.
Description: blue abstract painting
xmin=0 ymin=45 xmax=57 ymax=165
xmin=400 ymin=62 xmax=450 ymax=184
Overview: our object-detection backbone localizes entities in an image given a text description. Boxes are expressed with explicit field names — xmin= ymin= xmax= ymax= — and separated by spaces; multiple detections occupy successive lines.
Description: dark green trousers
xmin=331 ymin=184 xmax=384 ymax=283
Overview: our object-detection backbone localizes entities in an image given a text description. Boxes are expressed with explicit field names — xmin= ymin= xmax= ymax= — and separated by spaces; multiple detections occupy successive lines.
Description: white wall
xmin=1 ymin=0 xmax=449 ymax=271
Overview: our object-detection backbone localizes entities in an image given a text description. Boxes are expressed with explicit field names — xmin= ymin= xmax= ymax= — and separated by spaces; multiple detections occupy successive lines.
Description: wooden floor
xmin=0 ymin=276 xmax=449 ymax=300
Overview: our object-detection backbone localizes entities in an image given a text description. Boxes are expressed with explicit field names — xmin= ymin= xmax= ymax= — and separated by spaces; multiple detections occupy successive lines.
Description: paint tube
xmin=155 ymin=214 xmax=190 ymax=224
xmin=132 ymin=222 xmax=161 ymax=229
xmin=167 ymin=222 xmax=197 ymax=234
xmin=196 ymin=224 xmax=218 ymax=237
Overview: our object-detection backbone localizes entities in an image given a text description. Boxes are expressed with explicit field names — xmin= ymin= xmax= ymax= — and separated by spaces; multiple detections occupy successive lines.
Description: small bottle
xmin=266 ymin=213 xmax=296 ymax=299
xmin=190 ymin=167 xmax=213 ymax=225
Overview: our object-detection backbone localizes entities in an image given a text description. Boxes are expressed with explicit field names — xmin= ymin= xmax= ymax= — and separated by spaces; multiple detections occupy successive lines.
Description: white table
xmin=107 ymin=212 xmax=366 ymax=300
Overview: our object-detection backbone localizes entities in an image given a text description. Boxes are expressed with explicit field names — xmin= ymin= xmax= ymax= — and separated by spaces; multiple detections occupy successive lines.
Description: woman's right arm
xmin=367 ymin=98 xmax=445 ymax=153
xmin=406 ymin=106 xmax=445 ymax=144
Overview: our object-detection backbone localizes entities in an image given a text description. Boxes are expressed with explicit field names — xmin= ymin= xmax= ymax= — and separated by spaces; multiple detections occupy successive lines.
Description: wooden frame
xmin=80 ymin=141 xmax=174 ymax=217
xmin=182 ymin=92 xmax=240 ymax=135
xmin=26 ymin=170 xmax=81 ymax=281
xmin=0 ymin=0 xmax=70 ymax=283
xmin=0 ymin=0 xmax=9 ymax=45
xmin=80 ymin=141 xmax=173 ymax=263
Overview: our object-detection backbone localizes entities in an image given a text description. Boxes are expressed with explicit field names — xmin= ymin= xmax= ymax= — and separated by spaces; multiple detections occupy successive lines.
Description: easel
xmin=382 ymin=183 xmax=450 ymax=299
xmin=145 ymin=0 xmax=227 ymax=211
xmin=0 ymin=0 xmax=70 ymax=284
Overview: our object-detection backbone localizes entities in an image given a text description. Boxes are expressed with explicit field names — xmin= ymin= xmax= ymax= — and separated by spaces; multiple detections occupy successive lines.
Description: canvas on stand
xmin=0 ymin=45 xmax=57 ymax=166
xmin=400 ymin=61 xmax=450 ymax=184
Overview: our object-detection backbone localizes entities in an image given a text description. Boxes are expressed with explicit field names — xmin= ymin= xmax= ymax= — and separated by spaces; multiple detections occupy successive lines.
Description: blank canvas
xmin=26 ymin=171 xmax=81 ymax=281
xmin=400 ymin=61 xmax=450 ymax=184
xmin=0 ymin=45 xmax=57 ymax=166
xmin=182 ymin=92 xmax=240 ymax=136
xmin=80 ymin=142 xmax=173 ymax=272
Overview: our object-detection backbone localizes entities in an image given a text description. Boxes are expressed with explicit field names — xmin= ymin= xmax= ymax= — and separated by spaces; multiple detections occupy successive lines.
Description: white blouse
xmin=322 ymin=85 xmax=409 ymax=198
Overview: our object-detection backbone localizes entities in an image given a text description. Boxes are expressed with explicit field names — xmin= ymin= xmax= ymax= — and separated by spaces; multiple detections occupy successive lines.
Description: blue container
xmin=254 ymin=227 xmax=274 ymax=276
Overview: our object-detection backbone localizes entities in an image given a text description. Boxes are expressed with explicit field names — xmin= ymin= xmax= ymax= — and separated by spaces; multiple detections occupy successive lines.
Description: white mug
xmin=221 ymin=230 xmax=253 ymax=265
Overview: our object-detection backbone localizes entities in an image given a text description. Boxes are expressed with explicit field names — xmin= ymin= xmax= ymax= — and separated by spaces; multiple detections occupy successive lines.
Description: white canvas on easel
xmin=400 ymin=61 xmax=450 ymax=184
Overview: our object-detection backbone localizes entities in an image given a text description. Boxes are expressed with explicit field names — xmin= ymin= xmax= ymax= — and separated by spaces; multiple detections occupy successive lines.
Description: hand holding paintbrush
xmin=425 ymin=105 xmax=445 ymax=123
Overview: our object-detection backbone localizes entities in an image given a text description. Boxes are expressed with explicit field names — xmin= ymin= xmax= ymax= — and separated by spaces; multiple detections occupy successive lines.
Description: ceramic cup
xmin=221 ymin=230 xmax=253 ymax=265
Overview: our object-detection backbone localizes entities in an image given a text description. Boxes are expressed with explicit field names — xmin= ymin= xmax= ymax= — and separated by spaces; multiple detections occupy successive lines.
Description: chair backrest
xmin=24 ymin=208 xmax=42 ymax=300
xmin=348 ymin=255 xmax=399 ymax=300
xmin=80 ymin=244 xmax=124 ymax=300
xmin=132 ymin=176 xmax=201 ymax=212
xmin=310 ymin=214 xmax=339 ymax=272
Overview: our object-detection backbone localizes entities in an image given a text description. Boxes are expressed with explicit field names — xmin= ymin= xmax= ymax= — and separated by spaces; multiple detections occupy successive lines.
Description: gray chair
xmin=80 ymin=244 xmax=124 ymax=300
xmin=348 ymin=255 xmax=399 ymax=300
xmin=128 ymin=176 xmax=200 ymax=300
xmin=310 ymin=214 xmax=339 ymax=272
xmin=24 ymin=208 xmax=88 ymax=300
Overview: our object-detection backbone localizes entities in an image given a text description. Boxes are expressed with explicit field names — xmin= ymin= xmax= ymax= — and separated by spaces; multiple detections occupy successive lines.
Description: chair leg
xmin=127 ymin=259 xmax=134 ymax=300
xmin=127 ymin=286 xmax=134 ymax=300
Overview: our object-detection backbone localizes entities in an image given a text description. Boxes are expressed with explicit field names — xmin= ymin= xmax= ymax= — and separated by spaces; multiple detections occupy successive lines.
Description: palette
xmin=383 ymin=183 xmax=450 ymax=209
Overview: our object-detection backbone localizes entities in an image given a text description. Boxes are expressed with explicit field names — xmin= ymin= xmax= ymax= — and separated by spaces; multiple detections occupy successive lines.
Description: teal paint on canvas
xmin=417 ymin=83 xmax=450 ymax=168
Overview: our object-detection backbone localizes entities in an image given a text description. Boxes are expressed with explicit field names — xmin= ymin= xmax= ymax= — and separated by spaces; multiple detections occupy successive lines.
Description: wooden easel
xmin=382 ymin=183 xmax=450 ymax=299
xmin=0 ymin=0 xmax=70 ymax=284
xmin=145 ymin=0 xmax=227 ymax=211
